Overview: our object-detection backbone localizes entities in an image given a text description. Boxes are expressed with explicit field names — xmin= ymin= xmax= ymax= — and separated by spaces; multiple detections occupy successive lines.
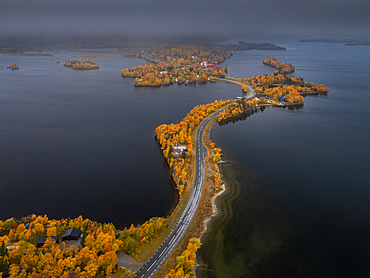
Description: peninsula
xmin=262 ymin=57 xmax=295 ymax=74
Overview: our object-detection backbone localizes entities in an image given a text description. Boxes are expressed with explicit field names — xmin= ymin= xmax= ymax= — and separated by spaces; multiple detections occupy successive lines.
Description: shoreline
xmin=201 ymin=122 xmax=227 ymax=237
xmin=0 ymin=52 xmax=53 ymax=57
xmin=193 ymin=117 xmax=228 ymax=277
xmin=75 ymin=55 xmax=105 ymax=59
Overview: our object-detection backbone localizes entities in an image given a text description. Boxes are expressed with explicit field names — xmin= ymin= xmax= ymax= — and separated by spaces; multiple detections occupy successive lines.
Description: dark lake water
xmin=0 ymin=50 xmax=242 ymax=228
xmin=1 ymin=42 xmax=369 ymax=277
xmin=197 ymin=42 xmax=370 ymax=277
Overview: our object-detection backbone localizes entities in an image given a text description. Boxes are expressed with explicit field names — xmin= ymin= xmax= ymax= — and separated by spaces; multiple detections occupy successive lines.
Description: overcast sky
xmin=1 ymin=0 xmax=369 ymax=40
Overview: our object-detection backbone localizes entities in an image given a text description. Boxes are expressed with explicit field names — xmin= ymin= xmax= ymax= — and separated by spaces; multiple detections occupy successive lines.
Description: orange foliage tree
xmin=165 ymin=238 xmax=202 ymax=278
xmin=155 ymin=99 xmax=232 ymax=196
xmin=0 ymin=215 xmax=127 ymax=277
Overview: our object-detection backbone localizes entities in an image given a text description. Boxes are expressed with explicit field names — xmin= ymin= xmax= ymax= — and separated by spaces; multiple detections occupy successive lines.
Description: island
xmin=63 ymin=60 xmax=100 ymax=70
xmin=7 ymin=63 xmax=20 ymax=70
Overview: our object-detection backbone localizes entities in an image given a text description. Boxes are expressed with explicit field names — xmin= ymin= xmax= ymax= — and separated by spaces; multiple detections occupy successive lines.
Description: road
xmin=133 ymin=80 xmax=254 ymax=278
xmin=133 ymin=113 xmax=219 ymax=278
xmin=215 ymin=77 xmax=255 ymax=99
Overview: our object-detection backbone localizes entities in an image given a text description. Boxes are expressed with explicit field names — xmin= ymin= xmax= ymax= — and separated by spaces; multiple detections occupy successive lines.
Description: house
xmin=172 ymin=146 xmax=188 ymax=158
xmin=278 ymin=96 xmax=287 ymax=102
xmin=200 ymin=61 xmax=207 ymax=68
xmin=36 ymin=237 xmax=59 ymax=248
xmin=62 ymin=228 xmax=81 ymax=241
xmin=214 ymin=66 xmax=223 ymax=70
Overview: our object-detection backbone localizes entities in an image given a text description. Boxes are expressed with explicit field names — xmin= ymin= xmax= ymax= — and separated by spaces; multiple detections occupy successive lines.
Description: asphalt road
xmin=215 ymin=77 xmax=255 ymax=98
xmin=133 ymin=81 xmax=254 ymax=278
xmin=133 ymin=113 xmax=218 ymax=278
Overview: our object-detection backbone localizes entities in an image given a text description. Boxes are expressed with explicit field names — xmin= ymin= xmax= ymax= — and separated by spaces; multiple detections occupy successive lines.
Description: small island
xmin=7 ymin=63 xmax=20 ymax=70
xmin=63 ymin=60 xmax=100 ymax=70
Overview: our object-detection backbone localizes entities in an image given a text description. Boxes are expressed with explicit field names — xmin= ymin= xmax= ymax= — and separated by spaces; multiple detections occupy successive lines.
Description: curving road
xmin=215 ymin=77 xmax=255 ymax=99
xmin=133 ymin=113 xmax=219 ymax=278
xmin=133 ymin=80 xmax=254 ymax=278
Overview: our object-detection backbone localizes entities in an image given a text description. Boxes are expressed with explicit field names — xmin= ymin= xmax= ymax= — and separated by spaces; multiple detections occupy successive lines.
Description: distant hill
xmin=299 ymin=39 xmax=369 ymax=45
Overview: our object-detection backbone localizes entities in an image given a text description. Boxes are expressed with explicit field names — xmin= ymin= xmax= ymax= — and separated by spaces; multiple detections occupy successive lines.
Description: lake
xmin=1 ymin=41 xmax=369 ymax=277
xmin=197 ymin=41 xmax=370 ymax=277
xmin=0 ymin=50 xmax=241 ymax=228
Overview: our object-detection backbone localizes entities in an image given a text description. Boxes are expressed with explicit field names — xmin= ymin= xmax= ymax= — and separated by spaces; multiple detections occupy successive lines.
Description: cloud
xmin=1 ymin=0 xmax=369 ymax=39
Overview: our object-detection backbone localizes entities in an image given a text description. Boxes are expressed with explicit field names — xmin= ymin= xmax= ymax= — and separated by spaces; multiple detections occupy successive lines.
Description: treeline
xmin=217 ymin=68 xmax=328 ymax=121
xmin=208 ymin=140 xmax=224 ymax=190
xmin=120 ymin=42 xmax=286 ymax=64
xmin=224 ymin=72 xmax=327 ymax=105
xmin=218 ymin=98 xmax=257 ymax=122
xmin=121 ymin=61 xmax=226 ymax=87
xmin=215 ymin=41 xmax=286 ymax=52
xmin=240 ymin=73 xmax=327 ymax=96
xmin=133 ymin=44 xmax=232 ymax=64
xmin=117 ymin=217 xmax=165 ymax=256
xmin=155 ymin=99 xmax=232 ymax=195
xmin=262 ymin=57 xmax=295 ymax=74
xmin=165 ymin=238 xmax=201 ymax=278
xmin=0 ymin=214 xmax=166 ymax=277
xmin=7 ymin=63 xmax=20 ymax=70
xmin=63 ymin=60 xmax=100 ymax=70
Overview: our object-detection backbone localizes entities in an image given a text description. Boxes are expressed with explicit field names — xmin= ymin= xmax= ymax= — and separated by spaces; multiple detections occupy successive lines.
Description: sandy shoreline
xmin=201 ymin=183 xmax=226 ymax=236
xmin=193 ymin=119 xmax=229 ymax=277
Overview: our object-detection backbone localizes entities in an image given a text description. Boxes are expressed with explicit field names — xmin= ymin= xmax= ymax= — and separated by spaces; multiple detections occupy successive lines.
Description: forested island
xmin=7 ymin=63 xmax=20 ymax=70
xmin=63 ymin=60 xmax=100 ymax=70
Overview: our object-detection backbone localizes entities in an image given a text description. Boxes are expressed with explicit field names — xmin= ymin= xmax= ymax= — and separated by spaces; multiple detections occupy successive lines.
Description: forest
xmin=164 ymin=238 xmax=201 ymax=278
xmin=63 ymin=60 xmax=100 ymax=70
xmin=122 ymin=62 xmax=226 ymax=87
xmin=0 ymin=214 xmax=167 ymax=277
xmin=121 ymin=44 xmax=232 ymax=87
xmin=155 ymin=99 xmax=232 ymax=196
xmin=216 ymin=58 xmax=328 ymax=122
